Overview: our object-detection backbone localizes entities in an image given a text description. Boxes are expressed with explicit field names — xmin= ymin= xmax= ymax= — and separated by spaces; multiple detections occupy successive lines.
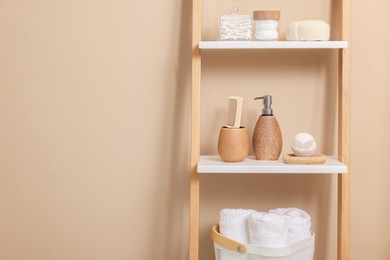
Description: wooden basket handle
xmin=210 ymin=224 xmax=247 ymax=254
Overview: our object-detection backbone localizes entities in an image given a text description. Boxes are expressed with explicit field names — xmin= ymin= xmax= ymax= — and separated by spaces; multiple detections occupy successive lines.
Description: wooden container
xmin=218 ymin=127 xmax=249 ymax=162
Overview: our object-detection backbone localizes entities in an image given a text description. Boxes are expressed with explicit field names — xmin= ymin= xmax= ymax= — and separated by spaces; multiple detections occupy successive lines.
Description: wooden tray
xmin=283 ymin=154 xmax=326 ymax=164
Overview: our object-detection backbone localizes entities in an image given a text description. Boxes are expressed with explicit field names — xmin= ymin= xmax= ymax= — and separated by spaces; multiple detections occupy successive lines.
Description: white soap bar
xmin=286 ymin=20 xmax=330 ymax=41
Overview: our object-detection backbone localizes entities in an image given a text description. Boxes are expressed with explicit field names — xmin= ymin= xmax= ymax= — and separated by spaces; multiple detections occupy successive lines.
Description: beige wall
xmin=0 ymin=0 xmax=389 ymax=260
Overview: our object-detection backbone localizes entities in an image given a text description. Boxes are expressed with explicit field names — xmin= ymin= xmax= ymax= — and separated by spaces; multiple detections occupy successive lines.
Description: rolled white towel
xmin=219 ymin=208 xmax=255 ymax=243
xmin=219 ymin=208 xmax=255 ymax=260
xmin=269 ymin=208 xmax=312 ymax=245
xmin=248 ymin=212 xmax=288 ymax=247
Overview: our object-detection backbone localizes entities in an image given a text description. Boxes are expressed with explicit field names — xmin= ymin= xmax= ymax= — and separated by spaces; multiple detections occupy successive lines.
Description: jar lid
xmin=253 ymin=10 xmax=280 ymax=20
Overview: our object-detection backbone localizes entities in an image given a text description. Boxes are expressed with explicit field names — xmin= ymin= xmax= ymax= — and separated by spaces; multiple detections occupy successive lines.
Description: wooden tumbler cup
xmin=218 ymin=127 xmax=249 ymax=162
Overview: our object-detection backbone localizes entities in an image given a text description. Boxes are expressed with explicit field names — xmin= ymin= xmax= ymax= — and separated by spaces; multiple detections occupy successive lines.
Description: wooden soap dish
xmin=283 ymin=154 xmax=326 ymax=164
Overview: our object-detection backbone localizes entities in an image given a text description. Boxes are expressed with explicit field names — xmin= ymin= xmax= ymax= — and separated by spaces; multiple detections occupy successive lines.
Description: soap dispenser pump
xmin=252 ymin=95 xmax=282 ymax=160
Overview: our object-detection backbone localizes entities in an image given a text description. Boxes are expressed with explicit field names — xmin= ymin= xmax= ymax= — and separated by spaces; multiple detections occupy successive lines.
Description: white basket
xmin=211 ymin=224 xmax=315 ymax=260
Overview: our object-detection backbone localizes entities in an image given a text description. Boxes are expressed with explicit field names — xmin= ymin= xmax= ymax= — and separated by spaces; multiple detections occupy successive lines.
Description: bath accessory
xmin=219 ymin=208 xmax=255 ymax=243
xmin=286 ymin=20 xmax=330 ymax=41
xmin=218 ymin=96 xmax=248 ymax=162
xmin=219 ymin=208 xmax=312 ymax=247
xmin=213 ymin=208 xmax=315 ymax=260
xmin=211 ymin=224 xmax=315 ymax=260
xmin=210 ymin=225 xmax=315 ymax=260
xmin=269 ymin=208 xmax=312 ymax=245
xmin=253 ymin=10 xmax=280 ymax=41
xmin=291 ymin=132 xmax=316 ymax=157
xmin=219 ymin=208 xmax=255 ymax=260
xmin=283 ymin=154 xmax=326 ymax=164
xmin=220 ymin=6 xmax=253 ymax=40
xmin=248 ymin=212 xmax=288 ymax=248
xmin=225 ymin=96 xmax=243 ymax=128
xmin=252 ymin=95 xmax=282 ymax=160
xmin=284 ymin=132 xmax=326 ymax=164
xmin=218 ymin=127 xmax=249 ymax=162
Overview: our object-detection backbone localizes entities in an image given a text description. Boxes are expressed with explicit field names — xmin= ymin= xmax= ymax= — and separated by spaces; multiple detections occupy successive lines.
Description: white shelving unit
xmin=199 ymin=41 xmax=348 ymax=49
xmin=198 ymin=156 xmax=347 ymax=174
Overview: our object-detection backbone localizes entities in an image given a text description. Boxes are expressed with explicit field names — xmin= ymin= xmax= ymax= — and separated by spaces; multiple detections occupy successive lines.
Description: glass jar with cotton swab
xmin=219 ymin=6 xmax=253 ymax=41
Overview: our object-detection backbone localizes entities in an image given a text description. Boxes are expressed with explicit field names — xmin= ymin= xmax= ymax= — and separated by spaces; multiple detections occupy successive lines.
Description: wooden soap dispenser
xmin=252 ymin=95 xmax=282 ymax=160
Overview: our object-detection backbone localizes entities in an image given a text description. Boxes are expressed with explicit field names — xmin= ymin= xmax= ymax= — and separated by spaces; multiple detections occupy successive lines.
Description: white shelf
xmin=199 ymin=41 xmax=348 ymax=49
xmin=197 ymin=156 xmax=347 ymax=174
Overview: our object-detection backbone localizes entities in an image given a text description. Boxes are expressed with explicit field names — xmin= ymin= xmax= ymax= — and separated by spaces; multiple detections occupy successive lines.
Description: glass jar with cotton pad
xmin=253 ymin=10 xmax=280 ymax=41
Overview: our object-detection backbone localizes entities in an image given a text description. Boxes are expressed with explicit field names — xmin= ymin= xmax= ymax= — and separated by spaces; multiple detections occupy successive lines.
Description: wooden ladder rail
xmin=338 ymin=0 xmax=351 ymax=258
xmin=190 ymin=0 xmax=201 ymax=258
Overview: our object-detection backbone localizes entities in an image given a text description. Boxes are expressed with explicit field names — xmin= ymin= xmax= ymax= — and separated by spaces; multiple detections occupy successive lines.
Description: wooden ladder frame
xmin=189 ymin=0 xmax=351 ymax=259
